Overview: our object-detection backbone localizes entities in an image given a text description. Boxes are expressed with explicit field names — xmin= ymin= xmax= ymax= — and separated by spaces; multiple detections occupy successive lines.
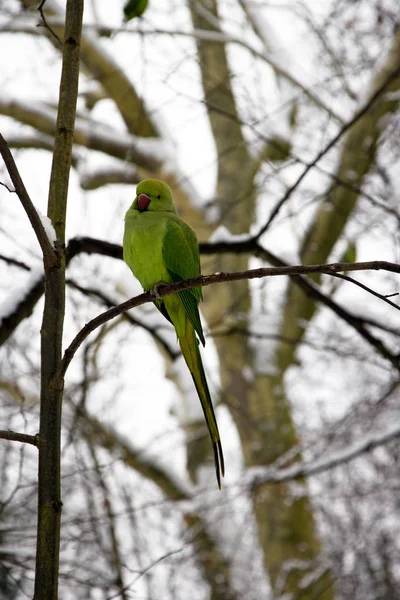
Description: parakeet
xmin=123 ymin=0 xmax=148 ymax=22
xmin=123 ymin=179 xmax=224 ymax=488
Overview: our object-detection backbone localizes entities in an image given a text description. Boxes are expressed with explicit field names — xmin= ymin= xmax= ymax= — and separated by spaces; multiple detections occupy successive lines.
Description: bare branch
xmin=0 ymin=98 xmax=163 ymax=170
xmin=79 ymin=164 xmax=145 ymax=190
xmin=0 ymin=17 xmax=346 ymax=121
xmin=38 ymin=0 xmax=62 ymax=45
xmin=250 ymin=424 xmax=400 ymax=486
xmin=56 ymin=259 xmax=400 ymax=386
xmin=67 ymin=278 xmax=179 ymax=360
xmin=255 ymin=60 xmax=400 ymax=240
xmin=1 ymin=235 xmax=397 ymax=370
xmin=0 ymin=253 xmax=31 ymax=271
xmin=0 ymin=133 xmax=56 ymax=265
xmin=329 ymin=272 xmax=400 ymax=312
xmin=5 ymin=132 xmax=81 ymax=168
xmin=66 ymin=236 xmax=122 ymax=261
xmin=0 ymin=430 xmax=38 ymax=446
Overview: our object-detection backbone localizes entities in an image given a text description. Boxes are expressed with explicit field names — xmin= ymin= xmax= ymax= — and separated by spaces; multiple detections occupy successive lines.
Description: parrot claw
xmin=151 ymin=281 xmax=168 ymax=300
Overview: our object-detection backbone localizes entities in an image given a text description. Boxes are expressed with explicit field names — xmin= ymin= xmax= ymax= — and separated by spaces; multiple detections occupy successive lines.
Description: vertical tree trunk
xmin=34 ymin=2 xmax=83 ymax=598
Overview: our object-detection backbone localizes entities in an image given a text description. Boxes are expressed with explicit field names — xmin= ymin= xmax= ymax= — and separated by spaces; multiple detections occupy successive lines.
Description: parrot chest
xmin=123 ymin=213 xmax=171 ymax=291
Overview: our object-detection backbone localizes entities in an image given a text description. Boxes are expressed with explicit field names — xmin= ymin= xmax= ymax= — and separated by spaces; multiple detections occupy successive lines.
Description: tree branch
xmin=0 ymin=133 xmax=56 ymax=266
xmin=0 ymin=237 xmax=123 ymax=349
xmin=254 ymin=59 xmax=400 ymax=240
xmin=0 ymin=98 xmax=163 ymax=170
xmin=0 ymin=430 xmax=38 ymax=446
xmin=0 ymin=253 xmax=31 ymax=271
xmin=0 ymin=17 xmax=345 ymax=122
xmin=67 ymin=278 xmax=179 ymax=360
xmin=55 ymin=259 xmax=400 ymax=386
xmin=5 ymin=132 xmax=81 ymax=168
xmin=1 ymin=235 xmax=398 ymax=370
xmin=329 ymin=272 xmax=400 ymax=311
xmin=21 ymin=0 xmax=157 ymax=137
xmin=250 ymin=423 xmax=400 ymax=486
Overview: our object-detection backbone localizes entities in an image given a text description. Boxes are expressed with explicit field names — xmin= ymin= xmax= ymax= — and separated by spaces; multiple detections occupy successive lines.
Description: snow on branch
xmin=5 ymin=132 xmax=82 ymax=167
xmin=247 ymin=423 xmax=400 ymax=487
xmin=0 ymin=96 xmax=170 ymax=170
xmin=79 ymin=163 xmax=145 ymax=190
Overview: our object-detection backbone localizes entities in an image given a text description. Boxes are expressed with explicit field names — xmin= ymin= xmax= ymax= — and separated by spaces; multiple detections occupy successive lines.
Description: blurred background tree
xmin=1 ymin=1 xmax=400 ymax=598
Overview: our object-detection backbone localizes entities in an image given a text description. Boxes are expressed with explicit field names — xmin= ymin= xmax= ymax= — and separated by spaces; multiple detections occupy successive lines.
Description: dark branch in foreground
xmin=0 ymin=430 xmax=38 ymax=446
xmin=55 ymin=259 xmax=400 ymax=386
xmin=0 ymin=133 xmax=56 ymax=266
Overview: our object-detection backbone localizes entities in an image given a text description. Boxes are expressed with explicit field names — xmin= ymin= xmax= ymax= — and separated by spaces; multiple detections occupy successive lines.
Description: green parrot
xmin=123 ymin=179 xmax=225 ymax=488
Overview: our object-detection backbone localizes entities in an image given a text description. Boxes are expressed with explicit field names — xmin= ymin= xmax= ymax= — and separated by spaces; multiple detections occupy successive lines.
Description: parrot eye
xmin=156 ymin=194 xmax=161 ymax=199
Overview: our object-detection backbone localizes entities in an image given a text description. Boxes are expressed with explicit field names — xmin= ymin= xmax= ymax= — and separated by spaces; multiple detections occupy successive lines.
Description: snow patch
xmin=209 ymin=225 xmax=252 ymax=243
xmin=36 ymin=209 xmax=57 ymax=245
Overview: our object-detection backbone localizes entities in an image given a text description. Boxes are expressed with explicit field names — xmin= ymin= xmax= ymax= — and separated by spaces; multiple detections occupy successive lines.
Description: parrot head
xmin=131 ymin=179 xmax=177 ymax=214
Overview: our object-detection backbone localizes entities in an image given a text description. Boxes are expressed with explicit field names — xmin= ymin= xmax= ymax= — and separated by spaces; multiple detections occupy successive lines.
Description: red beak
xmin=137 ymin=193 xmax=150 ymax=212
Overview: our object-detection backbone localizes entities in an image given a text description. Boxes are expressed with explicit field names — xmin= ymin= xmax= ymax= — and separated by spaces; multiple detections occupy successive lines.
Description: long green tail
xmin=179 ymin=326 xmax=225 ymax=488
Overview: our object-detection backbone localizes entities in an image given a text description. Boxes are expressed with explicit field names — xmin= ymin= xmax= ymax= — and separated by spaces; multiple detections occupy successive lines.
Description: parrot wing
xmin=162 ymin=218 xmax=205 ymax=346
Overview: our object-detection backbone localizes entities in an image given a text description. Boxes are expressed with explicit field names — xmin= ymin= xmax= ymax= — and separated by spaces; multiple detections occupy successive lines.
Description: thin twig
xmin=38 ymin=0 xmax=62 ymax=45
xmin=329 ymin=272 xmax=400 ymax=311
xmin=0 ymin=253 xmax=31 ymax=271
xmin=0 ymin=180 xmax=14 ymax=193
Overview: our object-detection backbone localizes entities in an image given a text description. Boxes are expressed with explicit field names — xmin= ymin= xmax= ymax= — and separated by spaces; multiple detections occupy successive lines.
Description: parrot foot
xmin=151 ymin=281 xmax=168 ymax=300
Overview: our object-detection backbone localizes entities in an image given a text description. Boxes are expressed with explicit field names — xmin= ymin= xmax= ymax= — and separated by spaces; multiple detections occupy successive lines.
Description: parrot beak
xmin=137 ymin=193 xmax=150 ymax=212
